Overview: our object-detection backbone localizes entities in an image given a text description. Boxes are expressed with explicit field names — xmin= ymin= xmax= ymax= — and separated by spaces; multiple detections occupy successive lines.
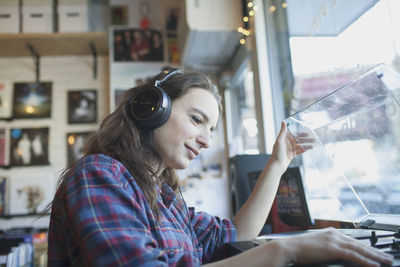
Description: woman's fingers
xmin=339 ymin=234 xmax=394 ymax=265
xmin=276 ymin=121 xmax=288 ymax=141
xmin=291 ymin=228 xmax=394 ymax=266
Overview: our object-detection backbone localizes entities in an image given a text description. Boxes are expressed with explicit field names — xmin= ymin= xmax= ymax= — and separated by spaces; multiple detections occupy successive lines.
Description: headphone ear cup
xmin=127 ymin=86 xmax=172 ymax=131
xmin=127 ymin=68 xmax=182 ymax=131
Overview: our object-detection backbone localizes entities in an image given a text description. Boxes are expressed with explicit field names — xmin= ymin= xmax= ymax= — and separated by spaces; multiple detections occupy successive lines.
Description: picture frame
xmin=111 ymin=5 xmax=129 ymax=25
xmin=275 ymin=167 xmax=312 ymax=228
xmin=8 ymin=174 xmax=55 ymax=215
xmin=12 ymin=82 xmax=52 ymax=119
xmin=112 ymin=28 xmax=164 ymax=62
xmin=0 ymin=128 xmax=6 ymax=166
xmin=68 ymin=90 xmax=97 ymax=124
xmin=0 ymin=81 xmax=11 ymax=118
xmin=66 ymin=131 xmax=94 ymax=167
xmin=110 ymin=63 xmax=170 ymax=111
xmin=10 ymin=127 xmax=49 ymax=167
xmin=0 ymin=176 xmax=8 ymax=216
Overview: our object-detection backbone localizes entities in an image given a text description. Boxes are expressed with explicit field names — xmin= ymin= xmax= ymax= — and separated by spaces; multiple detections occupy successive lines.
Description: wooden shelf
xmin=0 ymin=32 xmax=109 ymax=57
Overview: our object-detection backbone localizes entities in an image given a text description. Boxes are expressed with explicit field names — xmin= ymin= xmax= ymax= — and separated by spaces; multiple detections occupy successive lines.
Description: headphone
xmin=127 ymin=69 xmax=183 ymax=131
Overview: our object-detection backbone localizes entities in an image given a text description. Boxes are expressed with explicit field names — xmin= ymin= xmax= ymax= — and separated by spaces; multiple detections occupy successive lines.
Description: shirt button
xmin=168 ymin=251 xmax=175 ymax=258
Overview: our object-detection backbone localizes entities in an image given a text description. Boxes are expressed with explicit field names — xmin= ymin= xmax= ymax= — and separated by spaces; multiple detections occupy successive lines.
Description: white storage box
xmin=88 ymin=0 xmax=109 ymax=32
xmin=58 ymin=4 xmax=88 ymax=32
xmin=58 ymin=0 xmax=108 ymax=33
xmin=58 ymin=0 xmax=88 ymax=32
xmin=0 ymin=5 xmax=20 ymax=33
xmin=22 ymin=0 xmax=54 ymax=33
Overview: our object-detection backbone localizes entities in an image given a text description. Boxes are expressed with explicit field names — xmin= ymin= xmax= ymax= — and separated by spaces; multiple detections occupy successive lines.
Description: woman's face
xmin=152 ymin=87 xmax=219 ymax=170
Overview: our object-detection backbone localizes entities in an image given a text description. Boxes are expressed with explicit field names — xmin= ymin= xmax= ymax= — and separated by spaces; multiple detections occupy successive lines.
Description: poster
xmin=10 ymin=127 xmax=49 ymax=167
xmin=66 ymin=131 xmax=94 ymax=166
xmin=13 ymin=82 xmax=52 ymax=119
xmin=8 ymin=175 xmax=55 ymax=214
xmin=0 ymin=128 xmax=5 ymax=166
xmin=68 ymin=90 xmax=97 ymax=124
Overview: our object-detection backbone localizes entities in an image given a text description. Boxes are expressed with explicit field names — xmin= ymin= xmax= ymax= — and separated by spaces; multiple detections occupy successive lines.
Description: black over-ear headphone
xmin=127 ymin=68 xmax=183 ymax=131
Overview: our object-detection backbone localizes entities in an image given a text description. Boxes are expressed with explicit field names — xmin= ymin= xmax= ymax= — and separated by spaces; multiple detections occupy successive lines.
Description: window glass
xmin=226 ymin=61 xmax=260 ymax=156
xmin=285 ymin=0 xmax=400 ymax=222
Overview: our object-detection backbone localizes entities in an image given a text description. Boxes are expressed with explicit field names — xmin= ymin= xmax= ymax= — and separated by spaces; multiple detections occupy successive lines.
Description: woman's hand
xmin=265 ymin=228 xmax=394 ymax=267
xmin=270 ymin=121 xmax=314 ymax=169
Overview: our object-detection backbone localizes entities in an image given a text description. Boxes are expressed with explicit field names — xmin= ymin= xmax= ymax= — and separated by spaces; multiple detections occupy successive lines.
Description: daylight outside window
xmin=285 ymin=0 xmax=400 ymax=222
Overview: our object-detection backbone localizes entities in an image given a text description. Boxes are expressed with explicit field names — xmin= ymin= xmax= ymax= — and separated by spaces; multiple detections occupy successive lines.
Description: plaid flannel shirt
xmin=48 ymin=154 xmax=236 ymax=266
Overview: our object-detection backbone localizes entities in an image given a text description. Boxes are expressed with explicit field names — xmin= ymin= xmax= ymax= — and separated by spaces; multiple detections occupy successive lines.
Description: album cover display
xmin=10 ymin=127 xmax=49 ymax=167
xmin=0 ymin=177 xmax=8 ymax=216
xmin=113 ymin=28 xmax=164 ymax=62
xmin=110 ymin=63 xmax=167 ymax=111
xmin=111 ymin=5 xmax=129 ymax=25
xmin=0 ymin=82 xmax=11 ymax=118
xmin=66 ymin=131 xmax=94 ymax=167
xmin=68 ymin=90 xmax=97 ymax=124
xmin=8 ymin=174 xmax=55 ymax=214
xmin=0 ymin=128 xmax=5 ymax=166
xmin=12 ymin=82 xmax=52 ymax=119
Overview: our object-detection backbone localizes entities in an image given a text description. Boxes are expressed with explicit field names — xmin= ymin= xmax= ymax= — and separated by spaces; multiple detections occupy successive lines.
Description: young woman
xmin=47 ymin=68 xmax=393 ymax=266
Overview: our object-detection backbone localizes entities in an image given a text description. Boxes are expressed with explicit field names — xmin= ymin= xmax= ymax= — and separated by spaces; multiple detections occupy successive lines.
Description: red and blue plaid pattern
xmin=48 ymin=154 xmax=236 ymax=266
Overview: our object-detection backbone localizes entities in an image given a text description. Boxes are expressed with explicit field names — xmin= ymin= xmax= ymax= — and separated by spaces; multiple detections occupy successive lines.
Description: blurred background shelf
xmin=0 ymin=32 xmax=108 ymax=57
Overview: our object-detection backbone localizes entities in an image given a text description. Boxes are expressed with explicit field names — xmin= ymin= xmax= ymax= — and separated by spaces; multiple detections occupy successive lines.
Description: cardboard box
xmin=58 ymin=4 xmax=88 ymax=32
xmin=22 ymin=0 xmax=54 ymax=33
xmin=0 ymin=5 xmax=20 ymax=33
xmin=58 ymin=0 xmax=108 ymax=33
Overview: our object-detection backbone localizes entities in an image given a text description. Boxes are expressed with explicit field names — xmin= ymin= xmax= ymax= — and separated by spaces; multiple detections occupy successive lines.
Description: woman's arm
xmin=204 ymin=228 xmax=394 ymax=267
xmin=233 ymin=122 xmax=313 ymax=241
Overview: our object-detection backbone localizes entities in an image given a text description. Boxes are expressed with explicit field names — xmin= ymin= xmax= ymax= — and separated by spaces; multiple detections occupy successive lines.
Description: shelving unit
xmin=0 ymin=32 xmax=109 ymax=57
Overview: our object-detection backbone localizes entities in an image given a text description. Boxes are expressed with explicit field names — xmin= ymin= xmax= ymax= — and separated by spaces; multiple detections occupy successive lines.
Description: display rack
xmin=0 ymin=32 xmax=108 ymax=57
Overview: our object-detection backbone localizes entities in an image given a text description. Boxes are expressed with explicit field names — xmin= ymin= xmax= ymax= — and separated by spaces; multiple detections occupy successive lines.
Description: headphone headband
xmin=155 ymin=69 xmax=183 ymax=88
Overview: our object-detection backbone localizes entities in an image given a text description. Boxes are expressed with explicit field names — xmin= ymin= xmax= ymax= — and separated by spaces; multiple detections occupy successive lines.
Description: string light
xmin=238 ymin=1 xmax=257 ymax=45
xmin=238 ymin=1 xmax=289 ymax=45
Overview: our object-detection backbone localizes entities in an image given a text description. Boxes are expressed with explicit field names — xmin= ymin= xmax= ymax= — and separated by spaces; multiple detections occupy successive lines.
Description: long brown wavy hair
xmin=46 ymin=68 xmax=221 ymax=215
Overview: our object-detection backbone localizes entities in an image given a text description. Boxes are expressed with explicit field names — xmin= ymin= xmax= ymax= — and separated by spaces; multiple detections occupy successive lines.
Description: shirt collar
xmin=159 ymin=181 xmax=177 ymax=208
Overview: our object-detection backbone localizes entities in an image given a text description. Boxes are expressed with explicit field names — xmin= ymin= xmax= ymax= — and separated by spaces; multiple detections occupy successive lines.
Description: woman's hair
xmin=48 ymin=68 xmax=221 ymax=215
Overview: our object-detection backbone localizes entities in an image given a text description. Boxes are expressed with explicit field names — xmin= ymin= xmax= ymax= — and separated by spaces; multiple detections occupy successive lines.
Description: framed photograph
xmin=110 ymin=63 xmax=169 ymax=111
xmin=0 ymin=177 xmax=8 ymax=216
xmin=8 ymin=174 xmax=55 ymax=214
xmin=0 ymin=82 xmax=11 ymax=118
xmin=68 ymin=90 xmax=97 ymax=124
xmin=66 ymin=131 xmax=94 ymax=167
xmin=0 ymin=128 xmax=6 ymax=166
xmin=10 ymin=127 xmax=49 ymax=167
xmin=111 ymin=5 xmax=129 ymax=25
xmin=275 ymin=167 xmax=312 ymax=228
xmin=12 ymin=82 xmax=52 ymax=119
xmin=112 ymin=28 xmax=164 ymax=62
